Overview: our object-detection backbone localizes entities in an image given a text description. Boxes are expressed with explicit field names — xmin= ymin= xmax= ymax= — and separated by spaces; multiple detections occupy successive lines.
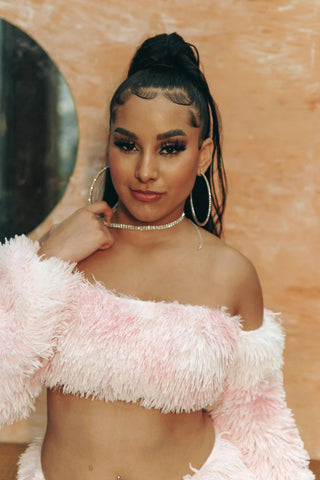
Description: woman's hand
xmin=38 ymin=201 xmax=114 ymax=263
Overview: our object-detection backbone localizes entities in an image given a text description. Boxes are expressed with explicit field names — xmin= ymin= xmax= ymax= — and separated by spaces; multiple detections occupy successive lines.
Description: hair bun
xmin=127 ymin=32 xmax=200 ymax=77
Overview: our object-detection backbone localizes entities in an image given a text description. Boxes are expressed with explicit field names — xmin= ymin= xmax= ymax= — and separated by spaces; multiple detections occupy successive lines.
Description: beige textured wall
xmin=0 ymin=0 xmax=319 ymax=459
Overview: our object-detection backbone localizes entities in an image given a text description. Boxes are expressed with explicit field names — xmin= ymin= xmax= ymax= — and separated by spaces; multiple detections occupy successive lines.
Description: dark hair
xmin=106 ymin=32 xmax=227 ymax=237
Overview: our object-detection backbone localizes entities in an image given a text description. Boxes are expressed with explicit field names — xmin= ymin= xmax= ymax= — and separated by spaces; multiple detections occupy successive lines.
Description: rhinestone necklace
xmin=103 ymin=212 xmax=185 ymax=231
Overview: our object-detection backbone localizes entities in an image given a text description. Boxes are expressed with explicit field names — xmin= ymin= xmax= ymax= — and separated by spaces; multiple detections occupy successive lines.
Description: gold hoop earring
xmin=88 ymin=166 xmax=108 ymax=204
xmin=189 ymin=172 xmax=212 ymax=227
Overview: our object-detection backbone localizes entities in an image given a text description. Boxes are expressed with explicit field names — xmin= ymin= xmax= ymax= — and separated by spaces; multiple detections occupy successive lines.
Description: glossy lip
xmin=130 ymin=189 xmax=164 ymax=202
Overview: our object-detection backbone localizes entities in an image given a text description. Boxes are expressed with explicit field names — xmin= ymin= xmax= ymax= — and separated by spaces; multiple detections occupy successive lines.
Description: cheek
xmin=108 ymin=150 xmax=132 ymax=187
xmin=169 ymin=153 xmax=199 ymax=191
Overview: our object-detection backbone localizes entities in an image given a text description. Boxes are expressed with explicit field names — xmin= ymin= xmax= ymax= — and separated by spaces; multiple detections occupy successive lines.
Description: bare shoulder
xmin=203 ymin=231 xmax=264 ymax=331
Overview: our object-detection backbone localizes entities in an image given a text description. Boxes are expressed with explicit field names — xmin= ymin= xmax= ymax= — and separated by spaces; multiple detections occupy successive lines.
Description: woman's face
xmin=107 ymin=93 xmax=212 ymax=225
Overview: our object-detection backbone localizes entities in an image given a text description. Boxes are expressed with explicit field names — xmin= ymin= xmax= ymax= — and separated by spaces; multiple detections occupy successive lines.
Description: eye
xmin=160 ymin=139 xmax=187 ymax=156
xmin=114 ymin=139 xmax=138 ymax=153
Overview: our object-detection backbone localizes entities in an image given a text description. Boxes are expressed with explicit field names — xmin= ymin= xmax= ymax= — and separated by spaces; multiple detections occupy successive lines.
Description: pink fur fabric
xmin=0 ymin=235 xmax=82 ymax=425
xmin=209 ymin=310 xmax=314 ymax=479
xmin=0 ymin=235 xmax=315 ymax=479
xmin=17 ymin=440 xmax=44 ymax=480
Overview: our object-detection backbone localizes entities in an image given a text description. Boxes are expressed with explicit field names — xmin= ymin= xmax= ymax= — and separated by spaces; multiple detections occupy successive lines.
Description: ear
xmin=197 ymin=137 xmax=213 ymax=175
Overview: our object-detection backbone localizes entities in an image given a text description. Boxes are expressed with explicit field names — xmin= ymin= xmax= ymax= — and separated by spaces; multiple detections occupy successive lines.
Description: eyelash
xmin=160 ymin=140 xmax=187 ymax=155
xmin=113 ymin=138 xmax=187 ymax=156
xmin=113 ymin=139 xmax=137 ymax=152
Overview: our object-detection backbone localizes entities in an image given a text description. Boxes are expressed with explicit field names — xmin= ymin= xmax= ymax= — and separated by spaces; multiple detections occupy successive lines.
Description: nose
xmin=134 ymin=148 xmax=159 ymax=183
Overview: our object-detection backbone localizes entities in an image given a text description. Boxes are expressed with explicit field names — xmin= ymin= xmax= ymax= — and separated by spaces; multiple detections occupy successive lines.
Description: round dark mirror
xmin=0 ymin=18 xmax=79 ymax=242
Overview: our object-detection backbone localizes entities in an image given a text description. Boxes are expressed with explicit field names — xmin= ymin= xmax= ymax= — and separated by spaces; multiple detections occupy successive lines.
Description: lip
xmin=131 ymin=189 xmax=164 ymax=202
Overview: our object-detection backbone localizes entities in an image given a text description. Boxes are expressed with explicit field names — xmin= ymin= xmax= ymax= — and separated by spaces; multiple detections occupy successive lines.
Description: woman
xmin=0 ymin=33 xmax=314 ymax=480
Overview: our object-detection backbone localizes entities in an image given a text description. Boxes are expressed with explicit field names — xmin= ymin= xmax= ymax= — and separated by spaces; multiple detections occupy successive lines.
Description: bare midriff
xmin=41 ymin=388 xmax=215 ymax=480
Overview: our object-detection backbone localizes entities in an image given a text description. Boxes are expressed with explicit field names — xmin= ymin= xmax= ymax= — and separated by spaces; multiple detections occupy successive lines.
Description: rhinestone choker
xmin=103 ymin=212 xmax=185 ymax=231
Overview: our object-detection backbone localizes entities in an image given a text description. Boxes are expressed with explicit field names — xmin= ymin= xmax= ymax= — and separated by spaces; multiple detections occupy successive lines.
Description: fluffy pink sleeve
xmin=0 ymin=235 xmax=82 ymax=427
xmin=210 ymin=310 xmax=314 ymax=480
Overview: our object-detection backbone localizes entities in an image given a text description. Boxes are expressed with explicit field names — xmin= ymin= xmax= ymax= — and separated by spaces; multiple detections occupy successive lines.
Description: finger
xmin=98 ymin=236 xmax=115 ymax=250
xmin=87 ymin=201 xmax=114 ymax=222
xmin=87 ymin=201 xmax=111 ymax=214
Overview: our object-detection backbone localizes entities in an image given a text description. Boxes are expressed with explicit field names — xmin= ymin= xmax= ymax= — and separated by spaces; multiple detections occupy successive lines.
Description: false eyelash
xmin=160 ymin=139 xmax=187 ymax=153
xmin=113 ymin=139 xmax=137 ymax=151
xmin=113 ymin=138 xmax=187 ymax=154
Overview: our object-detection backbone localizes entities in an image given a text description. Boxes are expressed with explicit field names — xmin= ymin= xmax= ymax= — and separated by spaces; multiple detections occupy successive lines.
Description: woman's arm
xmin=210 ymin=257 xmax=314 ymax=479
xmin=0 ymin=202 xmax=114 ymax=426
xmin=0 ymin=235 xmax=83 ymax=426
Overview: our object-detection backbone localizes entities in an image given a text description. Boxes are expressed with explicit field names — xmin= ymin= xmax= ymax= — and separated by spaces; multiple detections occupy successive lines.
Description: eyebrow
xmin=156 ymin=129 xmax=187 ymax=140
xmin=113 ymin=127 xmax=187 ymax=141
xmin=114 ymin=128 xmax=138 ymax=140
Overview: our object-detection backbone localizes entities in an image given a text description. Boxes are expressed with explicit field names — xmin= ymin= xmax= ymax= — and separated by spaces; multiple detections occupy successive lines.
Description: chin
xmin=120 ymin=196 xmax=183 ymax=225
xmin=131 ymin=212 xmax=162 ymax=225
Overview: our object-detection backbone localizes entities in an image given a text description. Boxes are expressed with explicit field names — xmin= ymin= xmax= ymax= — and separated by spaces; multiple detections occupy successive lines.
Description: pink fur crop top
xmin=0 ymin=235 xmax=314 ymax=479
